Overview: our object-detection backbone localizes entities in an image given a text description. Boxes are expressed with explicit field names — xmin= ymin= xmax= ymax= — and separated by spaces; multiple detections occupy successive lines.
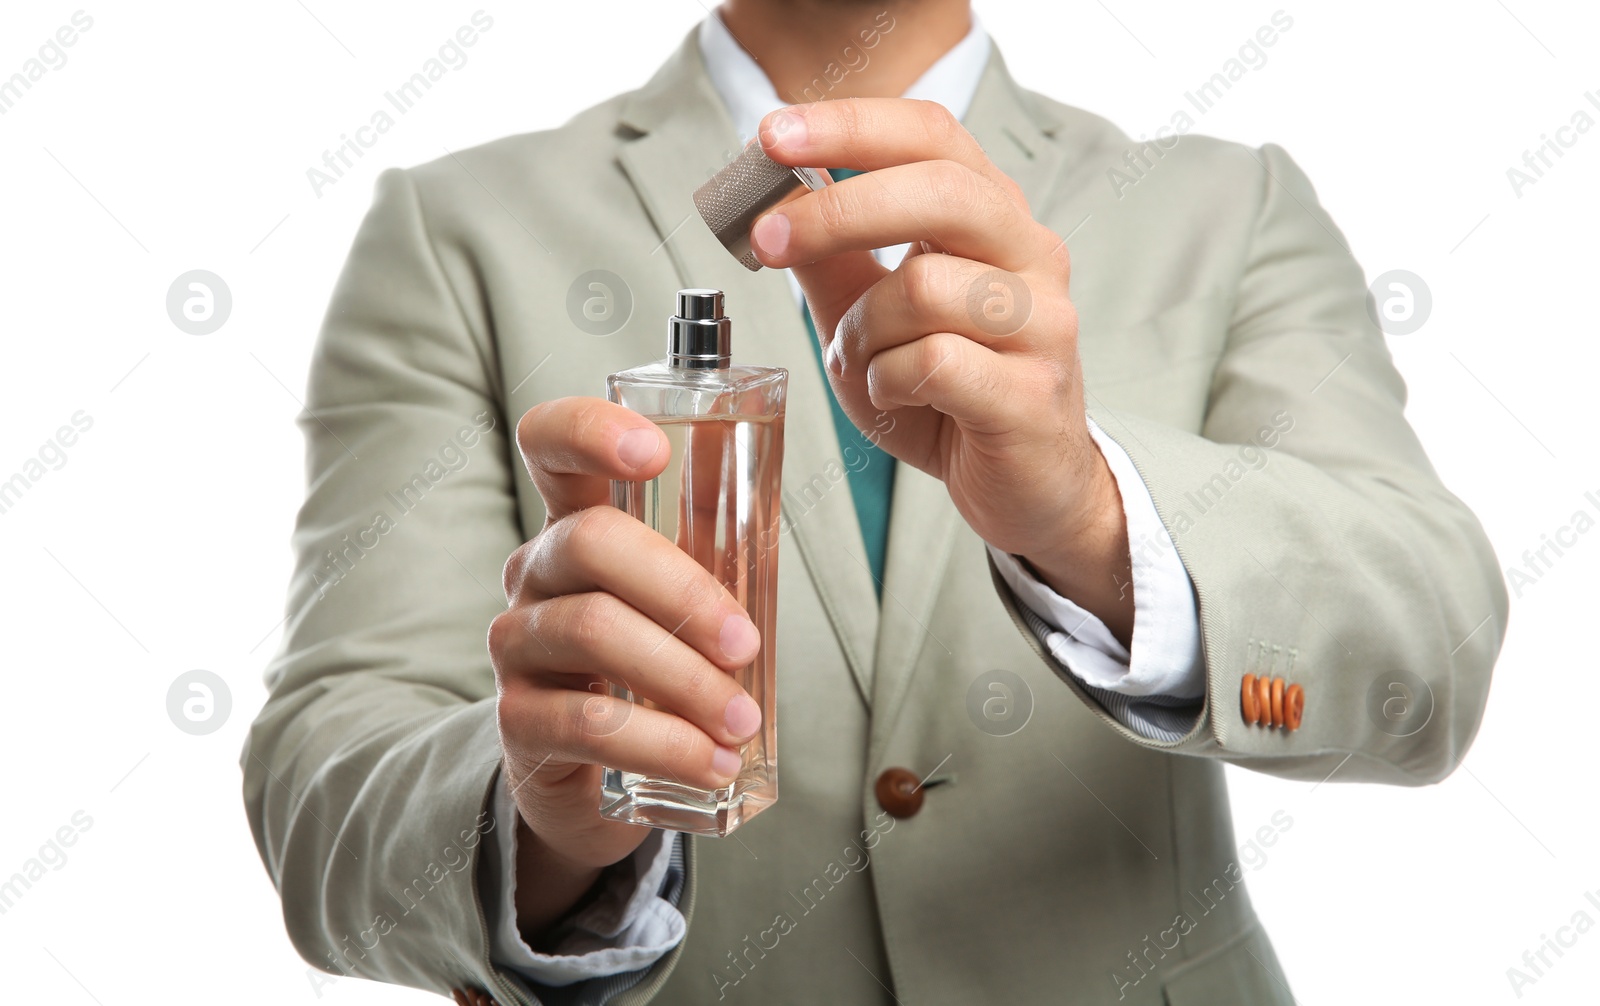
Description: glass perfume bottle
xmin=601 ymin=288 xmax=787 ymax=837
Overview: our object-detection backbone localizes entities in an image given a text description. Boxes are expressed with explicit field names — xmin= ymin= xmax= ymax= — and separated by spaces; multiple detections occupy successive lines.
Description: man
xmin=242 ymin=1 xmax=1507 ymax=1003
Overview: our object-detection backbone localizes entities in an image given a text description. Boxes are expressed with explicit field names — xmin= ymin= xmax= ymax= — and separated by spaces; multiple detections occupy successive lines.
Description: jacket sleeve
xmin=239 ymin=167 xmax=692 ymax=1004
xmin=995 ymin=143 xmax=1508 ymax=786
xmin=484 ymin=774 xmax=686 ymax=986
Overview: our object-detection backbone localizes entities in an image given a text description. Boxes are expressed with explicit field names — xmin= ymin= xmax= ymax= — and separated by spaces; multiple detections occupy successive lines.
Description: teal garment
xmin=799 ymin=201 xmax=895 ymax=596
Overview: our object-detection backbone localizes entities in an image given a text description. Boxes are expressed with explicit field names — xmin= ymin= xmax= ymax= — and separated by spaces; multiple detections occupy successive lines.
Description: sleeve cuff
xmin=484 ymin=767 xmax=687 ymax=987
xmin=986 ymin=416 xmax=1204 ymax=700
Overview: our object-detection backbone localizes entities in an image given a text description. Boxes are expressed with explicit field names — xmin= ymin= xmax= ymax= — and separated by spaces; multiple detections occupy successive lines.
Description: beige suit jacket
xmin=242 ymin=26 xmax=1506 ymax=1006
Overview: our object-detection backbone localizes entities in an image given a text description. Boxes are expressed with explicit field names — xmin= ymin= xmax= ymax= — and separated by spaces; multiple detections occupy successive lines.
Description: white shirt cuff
xmin=987 ymin=416 xmax=1205 ymax=700
xmin=486 ymin=768 xmax=686 ymax=987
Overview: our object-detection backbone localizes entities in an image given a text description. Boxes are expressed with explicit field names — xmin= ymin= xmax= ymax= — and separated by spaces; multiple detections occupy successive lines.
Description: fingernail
xmin=751 ymin=213 xmax=790 ymax=259
xmin=719 ymin=614 xmax=760 ymax=662
xmin=825 ymin=338 xmax=844 ymax=376
xmin=617 ymin=427 xmax=660 ymax=469
xmin=712 ymin=745 xmax=743 ymax=780
xmin=724 ymin=694 xmax=762 ymax=739
xmin=767 ymin=110 xmax=807 ymax=151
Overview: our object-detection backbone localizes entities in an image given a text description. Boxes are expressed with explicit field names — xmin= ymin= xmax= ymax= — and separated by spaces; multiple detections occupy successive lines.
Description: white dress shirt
xmin=485 ymin=10 xmax=1205 ymax=991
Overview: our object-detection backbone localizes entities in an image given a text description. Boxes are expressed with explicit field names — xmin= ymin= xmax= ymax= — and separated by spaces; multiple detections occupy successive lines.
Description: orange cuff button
xmin=1240 ymin=675 xmax=1304 ymax=733
xmin=1284 ymin=683 xmax=1304 ymax=731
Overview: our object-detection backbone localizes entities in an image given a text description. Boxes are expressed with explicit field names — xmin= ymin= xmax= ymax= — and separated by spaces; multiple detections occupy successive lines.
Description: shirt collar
xmin=698 ymin=9 xmax=991 ymax=147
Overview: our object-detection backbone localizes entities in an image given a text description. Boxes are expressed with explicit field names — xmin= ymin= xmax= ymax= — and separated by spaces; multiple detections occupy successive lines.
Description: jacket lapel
xmin=615 ymin=31 xmax=882 ymax=709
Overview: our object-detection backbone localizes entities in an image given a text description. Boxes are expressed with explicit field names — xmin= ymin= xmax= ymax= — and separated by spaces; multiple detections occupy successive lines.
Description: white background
xmin=1 ymin=1 xmax=1595 ymax=1002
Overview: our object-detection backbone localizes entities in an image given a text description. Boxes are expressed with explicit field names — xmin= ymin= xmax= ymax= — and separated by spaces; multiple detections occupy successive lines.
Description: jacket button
xmin=1240 ymin=674 xmax=1306 ymax=732
xmin=875 ymin=767 xmax=925 ymax=819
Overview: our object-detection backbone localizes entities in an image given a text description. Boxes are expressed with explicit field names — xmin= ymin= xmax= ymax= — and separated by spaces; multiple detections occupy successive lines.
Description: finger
xmin=505 ymin=684 xmax=746 ymax=791
xmin=864 ymin=331 xmax=1036 ymax=435
xmin=510 ymin=506 xmax=762 ymax=672
xmin=753 ymin=212 xmax=886 ymax=340
xmin=750 ymin=161 xmax=1043 ymax=275
xmin=491 ymin=594 xmax=763 ymax=748
xmin=759 ymin=98 xmax=1023 ymax=204
xmin=829 ymin=255 xmax=1046 ymax=382
xmin=516 ymin=397 xmax=670 ymax=526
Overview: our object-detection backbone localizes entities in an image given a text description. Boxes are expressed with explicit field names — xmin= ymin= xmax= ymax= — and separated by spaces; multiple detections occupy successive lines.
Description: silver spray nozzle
xmin=668 ymin=288 xmax=732 ymax=369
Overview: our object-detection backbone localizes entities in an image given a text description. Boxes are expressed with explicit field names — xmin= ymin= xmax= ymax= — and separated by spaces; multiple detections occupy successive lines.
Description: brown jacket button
xmin=876 ymin=767 xmax=925 ymax=819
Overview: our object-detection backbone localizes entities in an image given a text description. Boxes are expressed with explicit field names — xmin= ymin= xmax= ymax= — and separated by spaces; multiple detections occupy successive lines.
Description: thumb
xmin=784 ymin=249 xmax=886 ymax=352
xmin=749 ymin=211 xmax=884 ymax=363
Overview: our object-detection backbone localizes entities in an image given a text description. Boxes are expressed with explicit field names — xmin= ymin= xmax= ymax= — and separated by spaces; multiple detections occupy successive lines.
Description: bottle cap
xmin=693 ymin=143 xmax=828 ymax=271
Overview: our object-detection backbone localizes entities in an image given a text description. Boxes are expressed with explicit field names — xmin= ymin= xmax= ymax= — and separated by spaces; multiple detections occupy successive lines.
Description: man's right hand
xmin=488 ymin=396 xmax=764 ymax=942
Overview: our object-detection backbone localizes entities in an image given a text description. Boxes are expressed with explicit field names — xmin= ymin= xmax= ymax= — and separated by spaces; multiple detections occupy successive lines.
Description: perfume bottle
xmin=601 ymin=288 xmax=788 ymax=837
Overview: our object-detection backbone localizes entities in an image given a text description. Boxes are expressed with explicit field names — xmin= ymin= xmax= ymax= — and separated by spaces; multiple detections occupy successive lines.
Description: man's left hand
xmin=751 ymin=97 xmax=1133 ymax=643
